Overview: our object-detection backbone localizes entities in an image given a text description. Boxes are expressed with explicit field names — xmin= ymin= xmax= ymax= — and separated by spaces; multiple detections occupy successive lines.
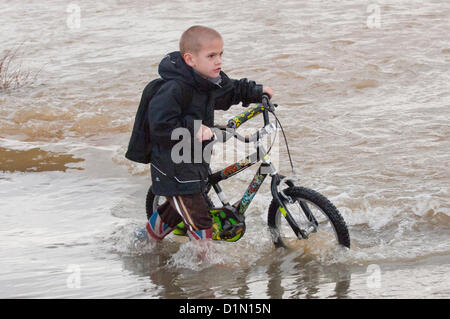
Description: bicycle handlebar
xmin=214 ymin=94 xmax=278 ymax=143
xmin=212 ymin=122 xmax=277 ymax=143
xmin=227 ymin=104 xmax=264 ymax=129
xmin=227 ymin=94 xmax=276 ymax=129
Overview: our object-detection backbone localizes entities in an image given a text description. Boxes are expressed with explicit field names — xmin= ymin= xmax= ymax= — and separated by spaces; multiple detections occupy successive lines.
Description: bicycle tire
xmin=267 ymin=186 xmax=350 ymax=248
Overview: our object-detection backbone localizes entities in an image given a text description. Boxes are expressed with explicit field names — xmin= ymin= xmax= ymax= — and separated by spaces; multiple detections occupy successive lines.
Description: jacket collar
xmin=159 ymin=51 xmax=222 ymax=91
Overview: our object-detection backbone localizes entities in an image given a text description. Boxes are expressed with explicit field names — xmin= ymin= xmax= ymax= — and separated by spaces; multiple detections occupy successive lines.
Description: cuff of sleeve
xmin=255 ymin=84 xmax=263 ymax=103
xmin=242 ymin=82 xmax=264 ymax=107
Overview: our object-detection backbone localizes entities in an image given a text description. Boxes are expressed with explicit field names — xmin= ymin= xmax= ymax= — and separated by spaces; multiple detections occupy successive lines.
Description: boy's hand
xmin=263 ymin=86 xmax=274 ymax=99
xmin=196 ymin=124 xmax=214 ymax=142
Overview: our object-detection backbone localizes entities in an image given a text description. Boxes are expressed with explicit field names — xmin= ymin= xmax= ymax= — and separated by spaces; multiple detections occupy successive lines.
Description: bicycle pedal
xmin=220 ymin=222 xmax=245 ymax=239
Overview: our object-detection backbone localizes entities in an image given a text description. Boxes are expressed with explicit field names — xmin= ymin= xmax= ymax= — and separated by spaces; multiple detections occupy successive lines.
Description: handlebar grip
xmin=227 ymin=104 xmax=265 ymax=128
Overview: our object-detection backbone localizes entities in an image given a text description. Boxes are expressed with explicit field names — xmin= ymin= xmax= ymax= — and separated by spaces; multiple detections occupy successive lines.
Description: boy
xmin=144 ymin=25 xmax=274 ymax=243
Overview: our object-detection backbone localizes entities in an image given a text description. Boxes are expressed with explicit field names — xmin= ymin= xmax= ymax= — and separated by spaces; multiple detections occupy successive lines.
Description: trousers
xmin=158 ymin=193 xmax=213 ymax=231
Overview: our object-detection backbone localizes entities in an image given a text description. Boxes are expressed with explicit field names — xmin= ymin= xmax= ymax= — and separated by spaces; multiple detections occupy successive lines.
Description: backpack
xmin=125 ymin=79 xmax=193 ymax=164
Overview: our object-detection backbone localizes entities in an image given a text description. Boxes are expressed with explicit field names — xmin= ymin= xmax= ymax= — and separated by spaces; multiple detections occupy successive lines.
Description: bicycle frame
xmin=172 ymin=98 xmax=307 ymax=242
xmin=207 ymin=120 xmax=305 ymax=241
xmin=207 ymin=144 xmax=274 ymax=215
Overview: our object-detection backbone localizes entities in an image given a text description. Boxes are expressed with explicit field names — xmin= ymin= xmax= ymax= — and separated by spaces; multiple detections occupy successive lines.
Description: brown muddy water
xmin=1 ymin=0 xmax=449 ymax=298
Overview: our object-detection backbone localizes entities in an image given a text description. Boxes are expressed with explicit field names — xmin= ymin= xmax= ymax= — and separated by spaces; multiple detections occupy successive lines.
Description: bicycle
xmin=145 ymin=95 xmax=351 ymax=248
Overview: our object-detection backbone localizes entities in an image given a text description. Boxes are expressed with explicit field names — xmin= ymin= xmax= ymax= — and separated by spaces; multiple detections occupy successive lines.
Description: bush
xmin=0 ymin=43 xmax=41 ymax=90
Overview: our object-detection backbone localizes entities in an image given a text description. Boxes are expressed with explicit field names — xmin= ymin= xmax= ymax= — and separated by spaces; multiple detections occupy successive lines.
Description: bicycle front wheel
xmin=268 ymin=186 xmax=350 ymax=248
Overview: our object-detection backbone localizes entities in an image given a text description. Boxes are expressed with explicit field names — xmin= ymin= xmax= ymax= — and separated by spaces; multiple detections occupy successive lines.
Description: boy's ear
xmin=183 ymin=52 xmax=195 ymax=68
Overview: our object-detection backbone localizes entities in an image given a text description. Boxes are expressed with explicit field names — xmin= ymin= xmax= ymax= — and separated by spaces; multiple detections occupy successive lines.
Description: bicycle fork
xmin=263 ymin=154 xmax=320 ymax=246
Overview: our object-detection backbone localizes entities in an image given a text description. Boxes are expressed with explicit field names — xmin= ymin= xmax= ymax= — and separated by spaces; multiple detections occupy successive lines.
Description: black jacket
xmin=149 ymin=51 xmax=263 ymax=196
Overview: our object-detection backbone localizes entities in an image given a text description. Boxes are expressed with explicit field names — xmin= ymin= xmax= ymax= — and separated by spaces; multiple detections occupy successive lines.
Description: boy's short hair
xmin=180 ymin=25 xmax=222 ymax=56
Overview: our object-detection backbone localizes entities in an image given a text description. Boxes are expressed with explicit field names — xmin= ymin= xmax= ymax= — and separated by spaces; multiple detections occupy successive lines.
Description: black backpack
xmin=125 ymin=79 xmax=193 ymax=164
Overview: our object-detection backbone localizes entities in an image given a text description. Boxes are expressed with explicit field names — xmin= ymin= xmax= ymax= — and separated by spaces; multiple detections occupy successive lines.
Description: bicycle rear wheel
xmin=268 ymin=186 xmax=350 ymax=248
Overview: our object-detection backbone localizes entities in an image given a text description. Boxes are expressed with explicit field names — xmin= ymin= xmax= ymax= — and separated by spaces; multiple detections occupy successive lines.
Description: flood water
xmin=1 ymin=0 xmax=449 ymax=298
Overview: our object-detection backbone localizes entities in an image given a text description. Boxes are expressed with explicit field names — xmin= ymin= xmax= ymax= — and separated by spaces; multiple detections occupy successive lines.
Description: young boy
xmin=144 ymin=25 xmax=274 ymax=243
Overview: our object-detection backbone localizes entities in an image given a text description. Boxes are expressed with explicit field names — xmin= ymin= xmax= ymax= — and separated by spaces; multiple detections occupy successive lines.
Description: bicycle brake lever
xmin=262 ymin=94 xmax=277 ymax=112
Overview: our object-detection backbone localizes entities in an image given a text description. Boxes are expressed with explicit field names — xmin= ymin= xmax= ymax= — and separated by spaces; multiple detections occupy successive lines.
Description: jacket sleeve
xmin=213 ymin=75 xmax=263 ymax=111
xmin=149 ymin=80 xmax=198 ymax=148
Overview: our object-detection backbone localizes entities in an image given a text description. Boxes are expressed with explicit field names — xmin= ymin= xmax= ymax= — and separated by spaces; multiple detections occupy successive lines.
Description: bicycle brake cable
xmin=268 ymin=109 xmax=296 ymax=175
xmin=266 ymin=113 xmax=278 ymax=155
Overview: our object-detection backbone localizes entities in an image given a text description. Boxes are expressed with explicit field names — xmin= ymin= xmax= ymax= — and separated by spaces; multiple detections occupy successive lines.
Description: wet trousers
xmin=146 ymin=193 xmax=213 ymax=240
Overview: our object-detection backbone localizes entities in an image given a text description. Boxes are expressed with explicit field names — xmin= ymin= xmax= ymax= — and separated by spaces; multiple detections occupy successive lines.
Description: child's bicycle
xmin=145 ymin=95 xmax=350 ymax=249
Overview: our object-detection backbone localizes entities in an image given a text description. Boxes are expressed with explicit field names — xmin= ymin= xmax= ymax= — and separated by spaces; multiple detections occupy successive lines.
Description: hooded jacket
xmin=149 ymin=51 xmax=263 ymax=196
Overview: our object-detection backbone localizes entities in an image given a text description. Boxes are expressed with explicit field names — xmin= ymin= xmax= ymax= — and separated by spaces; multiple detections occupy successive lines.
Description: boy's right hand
xmin=263 ymin=86 xmax=274 ymax=99
xmin=196 ymin=124 xmax=214 ymax=142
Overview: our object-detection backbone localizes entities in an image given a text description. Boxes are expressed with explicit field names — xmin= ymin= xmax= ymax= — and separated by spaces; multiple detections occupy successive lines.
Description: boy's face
xmin=184 ymin=38 xmax=224 ymax=78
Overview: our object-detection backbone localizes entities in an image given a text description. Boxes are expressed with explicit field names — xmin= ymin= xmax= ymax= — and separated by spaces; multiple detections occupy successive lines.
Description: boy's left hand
xmin=263 ymin=86 xmax=274 ymax=99
xmin=196 ymin=124 xmax=214 ymax=142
